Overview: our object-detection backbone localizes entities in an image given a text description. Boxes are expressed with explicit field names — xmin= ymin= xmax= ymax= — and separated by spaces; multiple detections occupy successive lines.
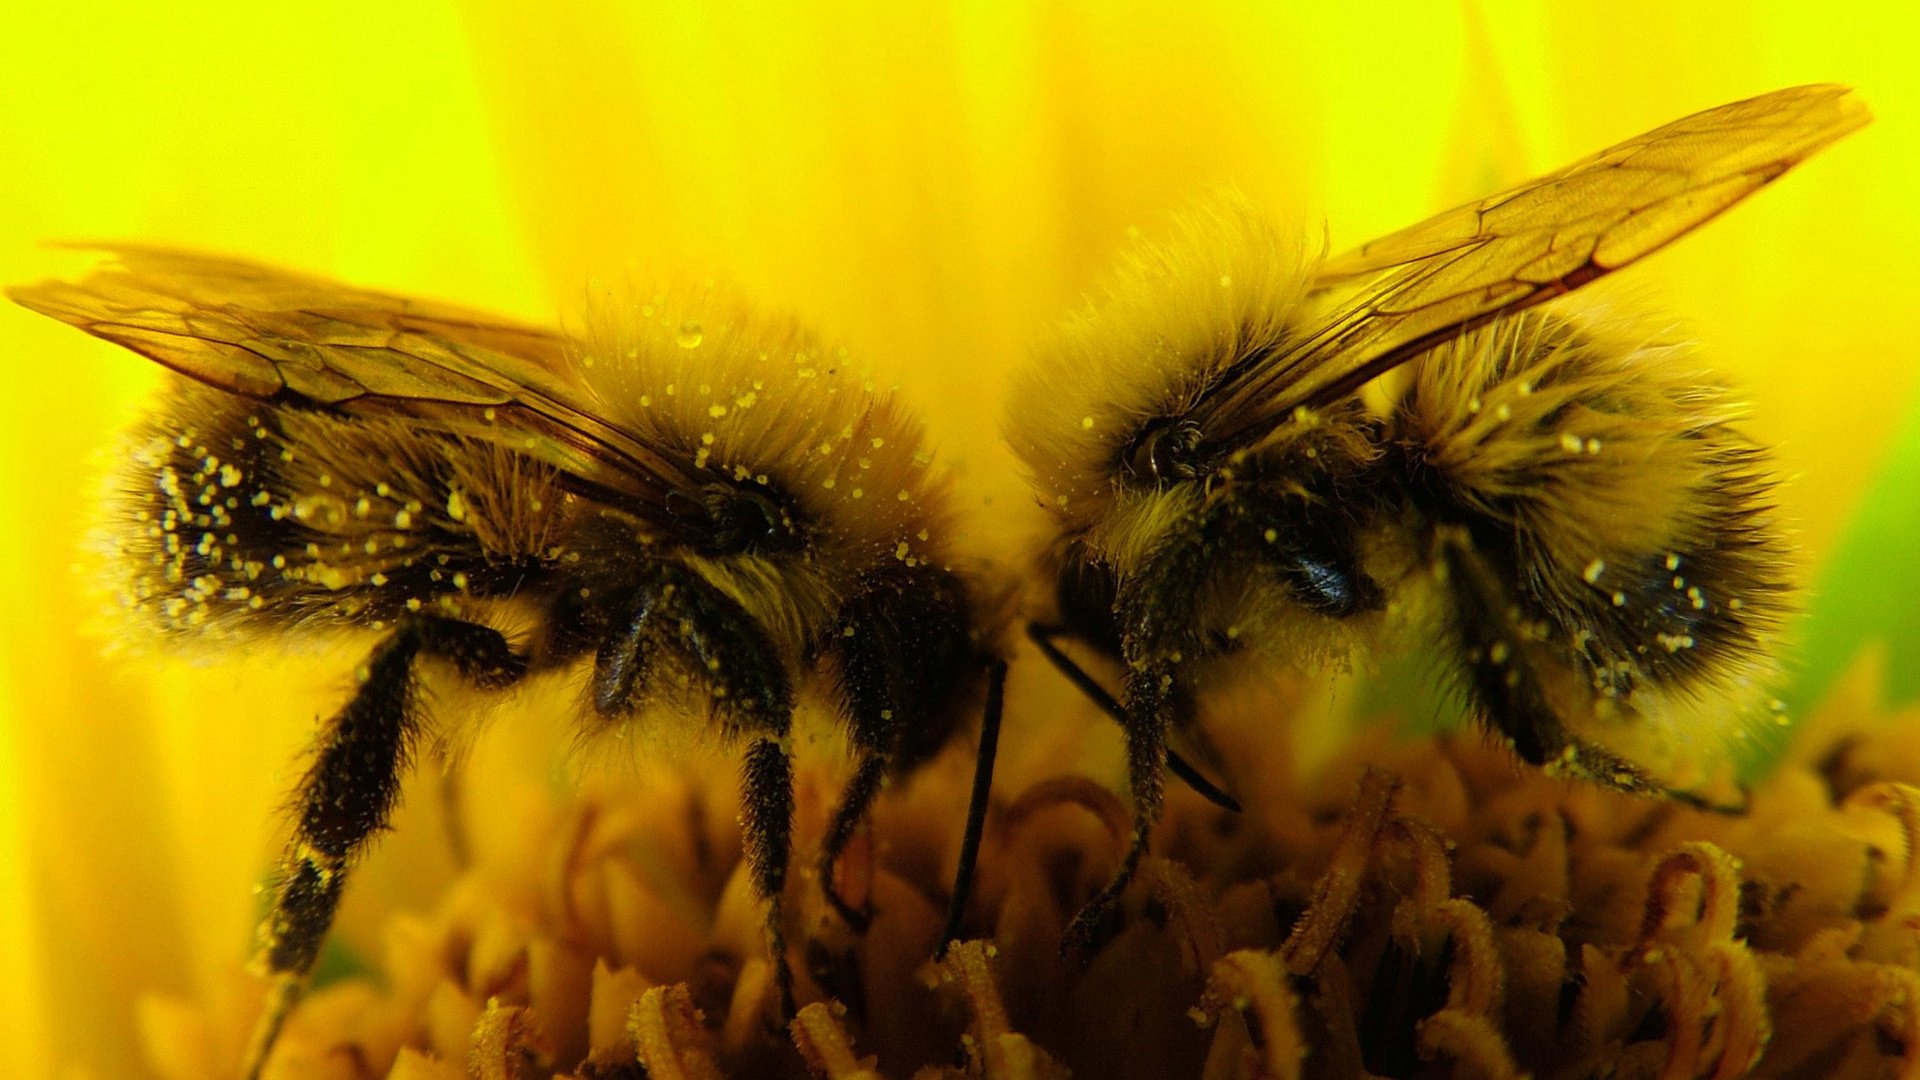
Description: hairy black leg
xmin=937 ymin=657 xmax=1007 ymax=956
xmin=821 ymin=562 xmax=983 ymax=933
xmin=243 ymin=617 xmax=523 ymax=1080
xmin=590 ymin=563 xmax=799 ymax=1015
xmin=1060 ymin=491 xmax=1258 ymax=959
xmin=1026 ymin=621 xmax=1242 ymax=813
xmin=1060 ymin=661 xmax=1171 ymax=958
xmin=817 ymin=752 xmax=889 ymax=930
xmin=742 ymin=735 xmax=798 ymax=1017
xmin=1435 ymin=531 xmax=1747 ymax=814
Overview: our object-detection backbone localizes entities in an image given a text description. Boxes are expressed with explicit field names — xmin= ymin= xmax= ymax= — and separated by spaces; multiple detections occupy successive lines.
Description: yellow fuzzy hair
xmin=105 ymin=380 xmax=572 ymax=640
xmin=1006 ymin=194 xmax=1315 ymax=530
xmin=572 ymin=282 xmax=954 ymax=580
xmin=1401 ymin=303 xmax=1790 ymax=784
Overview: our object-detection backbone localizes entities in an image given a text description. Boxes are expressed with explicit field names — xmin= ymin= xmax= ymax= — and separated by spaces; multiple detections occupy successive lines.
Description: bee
xmin=11 ymin=252 xmax=1005 ymax=1076
xmin=1005 ymin=84 xmax=1870 ymax=950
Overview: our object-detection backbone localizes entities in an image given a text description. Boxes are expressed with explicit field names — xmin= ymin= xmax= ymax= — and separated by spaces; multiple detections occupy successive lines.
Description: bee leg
xmin=1056 ymin=503 xmax=1221 ymax=960
xmin=591 ymin=565 xmax=798 ymax=1018
xmin=244 ymin=616 xmax=524 ymax=1080
xmin=1026 ymin=621 xmax=1243 ymax=813
xmin=938 ymin=657 xmax=1007 ymax=955
xmin=817 ymin=752 xmax=889 ymax=930
xmin=824 ymin=565 xmax=993 ymax=936
xmin=1060 ymin=662 xmax=1172 ymax=961
xmin=1436 ymin=535 xmax=1604 ymax=766
xmin=741 ymin=735 xmax=798 ymax=1019
xmin=1434 ymin=534 xmax=1744 ymax=810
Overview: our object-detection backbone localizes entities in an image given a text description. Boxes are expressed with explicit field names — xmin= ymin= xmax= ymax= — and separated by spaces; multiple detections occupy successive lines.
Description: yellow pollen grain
xmin=452 ymin=572 xmax=470 ymax=591
xmin=1612 ymin=591 xmax=1627 ymax=607
xmin=1583 ymin=559 xmax=1606 ymax=584
xmin=1560 ymin=433 xmax=1583 ymax=453
xmin=447 ymin=490 xmax=467 ymax=522
xmin=1665 ymin=553 xmax=1681 ymax=571
xmin=896 ymin=489 xmax=910 ymax=501
xmin=895 ymin=541 xmax=910 ymax=560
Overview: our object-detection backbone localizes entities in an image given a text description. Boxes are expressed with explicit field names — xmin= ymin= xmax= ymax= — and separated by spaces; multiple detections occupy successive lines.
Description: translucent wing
xmin=10 ymin=247 xmax=703 ymax=512
xmin=1192 ymin=84 xmax=1870 ymax=456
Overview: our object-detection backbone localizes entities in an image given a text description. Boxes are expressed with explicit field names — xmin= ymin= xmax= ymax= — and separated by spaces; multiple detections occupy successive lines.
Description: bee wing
xmin=10 ymin=247 xmax=701 ymax=510
xmin=1193 ymin=84 xmax=1869 ymax=454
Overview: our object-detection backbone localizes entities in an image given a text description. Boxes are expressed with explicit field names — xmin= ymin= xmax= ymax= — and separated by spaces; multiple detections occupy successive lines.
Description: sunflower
xmin=2 ymin=4 xmax=1917 ymax=1078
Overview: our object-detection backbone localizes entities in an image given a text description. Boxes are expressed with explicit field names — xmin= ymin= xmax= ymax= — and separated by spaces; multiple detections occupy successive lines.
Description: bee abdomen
xmin=109 ymin=381 xmax=568 ymax=636
xmin=1402 ymin=310 xmax=1790 ymax=771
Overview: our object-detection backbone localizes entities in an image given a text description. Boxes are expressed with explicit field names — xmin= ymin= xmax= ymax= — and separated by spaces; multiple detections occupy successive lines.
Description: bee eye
xmin=669 ymin=484 xmax=801 ymax=555
xmin=720 ymin=488 xmax=799 ymax=553
xmin=1123 ymin=417 xmax=1205 ymax=484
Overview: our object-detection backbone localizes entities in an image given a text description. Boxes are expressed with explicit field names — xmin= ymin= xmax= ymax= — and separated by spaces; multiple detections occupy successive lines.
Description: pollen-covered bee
xmin=1006 ymin=84 xmax=1869 ymax=949
xmin=11 ymin=252 xmax=1004 ymax=1075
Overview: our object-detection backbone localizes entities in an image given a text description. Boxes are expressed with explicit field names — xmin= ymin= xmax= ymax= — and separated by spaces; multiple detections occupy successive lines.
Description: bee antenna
xmin=937 ymin=657 xmax=1007 ymax=958
xmin=1025 ymin=622 xmax=1244 ymax=814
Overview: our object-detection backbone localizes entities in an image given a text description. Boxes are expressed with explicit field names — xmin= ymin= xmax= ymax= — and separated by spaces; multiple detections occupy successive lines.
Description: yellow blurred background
xmin=2 ymin=3 xmax=1916 ymax=1075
